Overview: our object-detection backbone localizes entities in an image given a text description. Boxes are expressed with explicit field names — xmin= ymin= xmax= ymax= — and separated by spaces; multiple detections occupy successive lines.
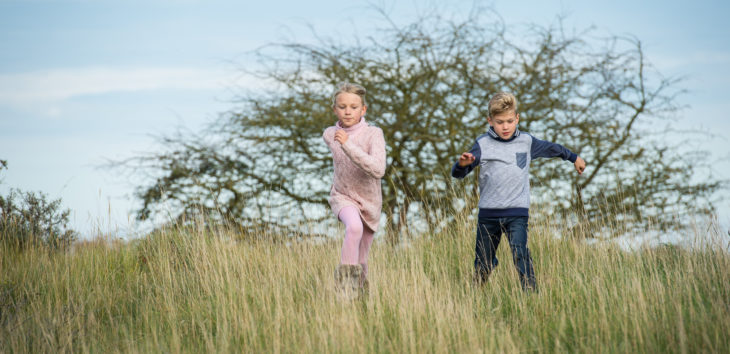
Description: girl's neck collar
xmin=336 ymin=118 xmax=367 ymax=132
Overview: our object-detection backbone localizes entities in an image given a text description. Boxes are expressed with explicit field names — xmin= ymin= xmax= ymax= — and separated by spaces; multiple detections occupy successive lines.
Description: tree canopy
xmin=119 ymin=10 xmax=722 ymax=242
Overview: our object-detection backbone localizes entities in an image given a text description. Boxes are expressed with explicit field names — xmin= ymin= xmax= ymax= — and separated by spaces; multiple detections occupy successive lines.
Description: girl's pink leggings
xmin=338 ymin=206 xmax=375 ymax=278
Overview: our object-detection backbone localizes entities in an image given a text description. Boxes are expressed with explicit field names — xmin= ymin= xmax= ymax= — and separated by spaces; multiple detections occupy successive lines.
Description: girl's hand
xmin=574 ymin=156 xmax=586 ymax=174
xmin=334 ymin=130 xmax=349 ymax=144
xmin=458 ymin=152 xmax=475 ymax=167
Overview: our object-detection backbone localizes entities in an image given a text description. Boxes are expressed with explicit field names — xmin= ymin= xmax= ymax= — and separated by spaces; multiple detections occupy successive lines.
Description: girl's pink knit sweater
xmin=323 ymin=119 xmax=386 ymax=232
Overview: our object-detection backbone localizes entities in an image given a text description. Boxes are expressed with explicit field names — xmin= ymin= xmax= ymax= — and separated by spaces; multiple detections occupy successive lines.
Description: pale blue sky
xmin=1 ymin=0 xmax=729 ymax=237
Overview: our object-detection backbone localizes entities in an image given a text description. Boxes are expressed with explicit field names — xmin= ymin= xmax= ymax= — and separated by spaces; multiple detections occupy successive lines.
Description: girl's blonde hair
xmin=488 ymin=92 xmax=518 ymax=117
xmin=332 ymin=82 xmax=367 ymax=107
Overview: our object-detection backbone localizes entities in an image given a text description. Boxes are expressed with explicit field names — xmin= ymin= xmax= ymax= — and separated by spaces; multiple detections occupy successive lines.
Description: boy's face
xmin=488 ymin=111 xmax=519 ymax=139
xmin=333 ymin=92 xmax=367 ymax=128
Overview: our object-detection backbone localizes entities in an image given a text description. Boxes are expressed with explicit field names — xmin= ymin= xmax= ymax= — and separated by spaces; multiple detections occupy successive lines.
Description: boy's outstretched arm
xmin=451 ymin=142 xmax=481 ymax=178
xmin=574 ymin=156 xmax=586 ymax=175
xmin=529 ymin=135 xmax=587 ymax=175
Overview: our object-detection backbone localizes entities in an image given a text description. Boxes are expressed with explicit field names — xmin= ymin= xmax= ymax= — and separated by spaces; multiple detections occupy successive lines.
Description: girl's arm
xmin=322 ymin=127 xmax=335 ymax=148
xmin=340 ymin=128 xmax=386 ymax=179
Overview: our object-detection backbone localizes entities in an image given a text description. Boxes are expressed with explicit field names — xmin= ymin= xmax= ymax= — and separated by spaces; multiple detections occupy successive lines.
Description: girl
xmin=322 ymin=82 xmax=386 ymax=299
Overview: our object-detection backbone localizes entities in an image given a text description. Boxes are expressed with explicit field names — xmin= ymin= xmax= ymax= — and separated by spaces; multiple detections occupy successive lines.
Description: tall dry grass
xmin=1 ymin=206 xmax=729 ymax=353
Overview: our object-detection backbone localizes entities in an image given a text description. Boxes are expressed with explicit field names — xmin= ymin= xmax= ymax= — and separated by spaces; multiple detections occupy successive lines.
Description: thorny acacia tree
xmin=120 ymin=11 xmax=721 ymax=242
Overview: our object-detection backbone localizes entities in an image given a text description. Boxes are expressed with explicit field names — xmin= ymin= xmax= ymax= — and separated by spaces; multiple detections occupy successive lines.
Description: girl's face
xmin=488 ymin=111 xmax=520 ymax=139
xmin=333 ymin=92 xmax=367 ymax=128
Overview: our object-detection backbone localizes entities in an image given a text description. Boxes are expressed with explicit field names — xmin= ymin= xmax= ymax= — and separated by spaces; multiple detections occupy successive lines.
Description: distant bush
xmin=0 ymin=160 xmax=76 ymax=250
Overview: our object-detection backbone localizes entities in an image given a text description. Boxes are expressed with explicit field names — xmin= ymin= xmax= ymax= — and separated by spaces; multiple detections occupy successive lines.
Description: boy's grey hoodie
xmin=451 ymin=126 xmax=577 ymax=218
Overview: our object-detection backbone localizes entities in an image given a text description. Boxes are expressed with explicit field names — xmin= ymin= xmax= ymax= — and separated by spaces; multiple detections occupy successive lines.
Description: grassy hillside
xmin=1 ymin=216 xmax=729 ymax=353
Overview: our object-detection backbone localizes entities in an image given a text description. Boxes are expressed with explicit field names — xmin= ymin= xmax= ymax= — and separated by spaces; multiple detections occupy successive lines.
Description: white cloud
xmin=649 ymin=50 xmax=730 ymax=72
xmin=0 ymin=66 xmax=233 ymax=106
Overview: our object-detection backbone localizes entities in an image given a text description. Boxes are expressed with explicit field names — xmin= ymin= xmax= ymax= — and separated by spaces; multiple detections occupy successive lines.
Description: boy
xmin=451 ymin=92 xmax=585 ymax=291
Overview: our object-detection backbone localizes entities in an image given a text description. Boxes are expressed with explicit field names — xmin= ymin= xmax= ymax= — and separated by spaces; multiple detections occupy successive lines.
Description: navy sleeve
xmin=529 ymin=135 xmax=577 ymax=162
xmin=451 ymin=141 xmax=481 ymax=178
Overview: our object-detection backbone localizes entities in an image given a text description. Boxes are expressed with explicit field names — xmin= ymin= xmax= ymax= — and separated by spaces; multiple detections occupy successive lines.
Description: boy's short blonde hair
xmin=332 ymin=82 xmax=367 ymax=107
xmin=488 ymin=92 xmax=518 ymax=117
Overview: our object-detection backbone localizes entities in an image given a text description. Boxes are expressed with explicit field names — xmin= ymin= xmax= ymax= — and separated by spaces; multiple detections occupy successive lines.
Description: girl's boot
xmin=359 ymin=263 xmax=370 ymax=297
xmin=334 ymin=264 xmax=363 ymax=300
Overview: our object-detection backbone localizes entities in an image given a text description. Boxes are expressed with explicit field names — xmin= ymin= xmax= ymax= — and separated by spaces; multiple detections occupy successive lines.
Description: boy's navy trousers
xmin=474 ymin=216 xmax=537 ymax=290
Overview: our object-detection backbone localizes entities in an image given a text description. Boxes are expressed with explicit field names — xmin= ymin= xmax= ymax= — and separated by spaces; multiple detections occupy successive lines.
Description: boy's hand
xmin=334 ymin=130 xmax=349 ymax=144
xmin=574 ymin=156 xmax=586 ymax=175
xmin=458 ymin=152 xmax=476 ymax=167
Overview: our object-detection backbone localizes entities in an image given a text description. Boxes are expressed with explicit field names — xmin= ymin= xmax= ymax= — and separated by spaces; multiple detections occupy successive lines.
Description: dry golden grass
xmin=1 ymin=210 xmax=729 ymax=353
